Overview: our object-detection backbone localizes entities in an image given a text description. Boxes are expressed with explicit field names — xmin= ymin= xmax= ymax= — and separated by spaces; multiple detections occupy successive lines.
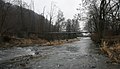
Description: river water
xmin=0 ymin=37 xmax=120 ymax=69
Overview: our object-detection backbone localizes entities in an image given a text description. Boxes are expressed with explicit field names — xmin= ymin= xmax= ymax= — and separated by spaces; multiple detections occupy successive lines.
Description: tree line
xmin=0 ymin=0 xmax=80 ymax=40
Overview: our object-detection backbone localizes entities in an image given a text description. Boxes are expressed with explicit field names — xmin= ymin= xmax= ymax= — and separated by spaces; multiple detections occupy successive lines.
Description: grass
xmin=101 ymin=37 xmax=120 ymax=63
xmin=0 ymin=37 xmax=79 ymax=48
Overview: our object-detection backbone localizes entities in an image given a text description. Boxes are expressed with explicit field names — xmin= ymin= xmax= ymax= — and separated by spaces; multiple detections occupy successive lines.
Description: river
xmin=0 ymin=37 xmax=120 ymax=69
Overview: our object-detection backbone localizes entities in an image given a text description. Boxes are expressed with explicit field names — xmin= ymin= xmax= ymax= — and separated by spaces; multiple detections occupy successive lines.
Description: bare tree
xmin=48 ymin=2 xmax=57 ymax=32
xmin=55 ymin=10 xmax=65 ymax=32
xmin=66 ymin=19 xmax=72 ymax=32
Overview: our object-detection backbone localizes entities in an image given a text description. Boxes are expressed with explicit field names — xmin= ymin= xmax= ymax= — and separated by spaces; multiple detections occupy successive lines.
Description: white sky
xmin=23 ymin=0 xmax=82 ymax=19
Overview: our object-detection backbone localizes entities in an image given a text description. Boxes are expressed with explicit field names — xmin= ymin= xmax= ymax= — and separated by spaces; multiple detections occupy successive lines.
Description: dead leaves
xmin=101 ymin=39 xmax=120 ymax=63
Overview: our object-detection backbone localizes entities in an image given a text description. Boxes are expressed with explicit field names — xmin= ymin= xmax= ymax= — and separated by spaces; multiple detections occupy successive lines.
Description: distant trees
xmin=66 ymin=17 xmax=80 ymax=32
xmin=55 ymin=10 xmax=65 ymax=32
xmin=65 ymin=18 xmax=80 ymax=39
xmin=66 ymin=19 xmax=72 ymax=32
xmin=71 ymin=17 xmax=80 ymax=32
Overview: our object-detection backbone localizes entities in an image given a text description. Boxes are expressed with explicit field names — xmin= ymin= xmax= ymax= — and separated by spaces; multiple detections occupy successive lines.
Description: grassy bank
xmin=100 ymin=36 xmax=120 ymax=63
xmin=91 ymin=33 xmax=120 ymax=63
xmin=0 ymin=37 xmax=79 ymax=48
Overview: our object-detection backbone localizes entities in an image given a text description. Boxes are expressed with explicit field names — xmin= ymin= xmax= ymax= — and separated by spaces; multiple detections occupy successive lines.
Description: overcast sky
xmin=23 ymin=0 xmax=82 ymax=19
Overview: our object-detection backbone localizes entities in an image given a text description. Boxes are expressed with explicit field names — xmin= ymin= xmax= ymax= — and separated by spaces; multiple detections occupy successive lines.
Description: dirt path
xmin=0 ymin=37 xmax=120 ymax=69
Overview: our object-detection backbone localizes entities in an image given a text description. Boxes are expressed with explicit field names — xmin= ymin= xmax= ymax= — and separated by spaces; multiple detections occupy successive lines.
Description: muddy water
xmin=0 ymin=37 xmax=120 ymax=69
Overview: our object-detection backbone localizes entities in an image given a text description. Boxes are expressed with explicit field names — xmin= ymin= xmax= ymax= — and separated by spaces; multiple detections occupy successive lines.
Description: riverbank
xmin=100 ymin=36 xmax=120 ymax=63
xmin=91 ymin=34 xmax=120 ymax=63
xmin=0 ymin=37 xmax=80 ymax=48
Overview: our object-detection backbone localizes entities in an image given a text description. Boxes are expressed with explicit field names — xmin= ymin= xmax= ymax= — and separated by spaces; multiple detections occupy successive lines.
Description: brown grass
xmin=45 ymin=38 xmax=79 ymax=46
xmin=0 ymin=37 xmax=79 ymax=47
xmin=10 ymin=38 xmax=48 ymax=45
xmin=101 ymin=38 xmax=120 ymax=63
